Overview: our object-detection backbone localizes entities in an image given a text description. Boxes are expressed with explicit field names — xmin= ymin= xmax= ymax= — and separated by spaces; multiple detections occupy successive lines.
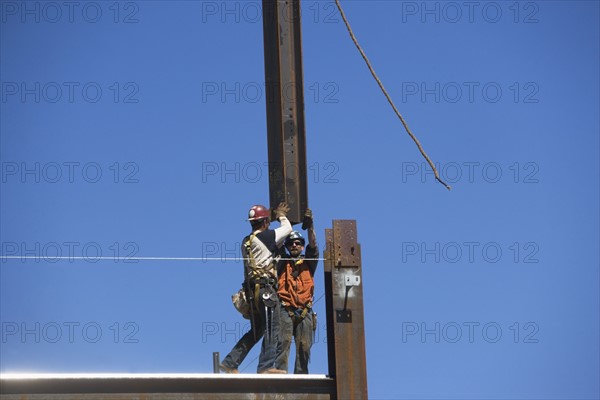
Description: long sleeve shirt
xmin=241 ymin=216 xmax=292 ymax=280
xmin=277 ymin=244 xmax=319 ymax=309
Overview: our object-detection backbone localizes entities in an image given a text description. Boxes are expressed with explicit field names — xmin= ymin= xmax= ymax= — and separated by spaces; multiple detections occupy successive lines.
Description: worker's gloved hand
xmin=273 ymin=202 xmax=290 ymax=220
xmin=302 ymin=208 xmax=313 ymax=230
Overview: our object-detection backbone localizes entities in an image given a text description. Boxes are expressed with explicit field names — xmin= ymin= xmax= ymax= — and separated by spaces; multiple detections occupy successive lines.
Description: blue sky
xmin=1 ymin=1 xmax=598 ymax=399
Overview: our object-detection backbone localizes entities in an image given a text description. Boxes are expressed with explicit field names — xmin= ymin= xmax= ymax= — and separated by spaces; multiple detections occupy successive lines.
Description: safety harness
xmin=243 ymin=233 xmax=278 ymax=277
xmin=243 ymin=233 xmax=279 ymax=307
xmin=283 ymin=300 xmax=313 ymax=322
xmin=242 ymin=232 xmax=279 ymax=342
xmin=279 ymin=257 xmax=314 ymax=324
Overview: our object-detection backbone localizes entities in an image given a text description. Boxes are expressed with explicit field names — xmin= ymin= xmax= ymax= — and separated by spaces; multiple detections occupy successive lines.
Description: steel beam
xmin=0 ymin=374 xmax=335 ymax=399
xmin=262 ymin=0 xmax=309 ymax=225
xmin=324 ymin=220 xmax=369 ymax=399
xmin=323 ymin=228 xmax=337 ymax=378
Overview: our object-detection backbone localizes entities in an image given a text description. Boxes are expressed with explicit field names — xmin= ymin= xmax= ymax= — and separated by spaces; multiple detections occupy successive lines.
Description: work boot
xmin=219 ymin=364 xmax=239 ymax=374
xmin=258 ymin=368 xmax=287 ymax=374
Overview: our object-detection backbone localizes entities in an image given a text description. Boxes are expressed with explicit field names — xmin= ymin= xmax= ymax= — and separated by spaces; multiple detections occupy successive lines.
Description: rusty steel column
xmin=324 ymin=220 xmax=368 ymax=399
xmin=323 ymin=228 xmax=337 ymax=378
xmin=262 ymin=0 xmax=309 ymax=225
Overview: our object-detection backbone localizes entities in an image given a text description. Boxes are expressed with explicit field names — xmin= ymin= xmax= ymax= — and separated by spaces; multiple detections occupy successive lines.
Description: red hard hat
xmin=247 ymin=205 xmax=270 ymax=221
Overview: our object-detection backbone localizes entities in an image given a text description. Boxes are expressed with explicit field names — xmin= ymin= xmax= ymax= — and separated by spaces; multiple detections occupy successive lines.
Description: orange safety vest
xmin=277 ymin=259 xmax=314 ymax=309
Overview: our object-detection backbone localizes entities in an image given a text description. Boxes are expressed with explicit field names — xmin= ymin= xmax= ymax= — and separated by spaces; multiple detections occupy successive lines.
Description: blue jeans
xmin=275 ymin=306 xmax=314 ymax=374
xmin=221 ymin=298 xmax=280 ymax=373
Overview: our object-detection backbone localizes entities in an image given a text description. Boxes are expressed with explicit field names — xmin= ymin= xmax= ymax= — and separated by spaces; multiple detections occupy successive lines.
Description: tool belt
xmin=248 ymin=278 xmax=278 ymax=308
xmin=283 ymin=301 xmax=312 ymax=323
xmin=251 ymin=277 xmax=276 ymax=287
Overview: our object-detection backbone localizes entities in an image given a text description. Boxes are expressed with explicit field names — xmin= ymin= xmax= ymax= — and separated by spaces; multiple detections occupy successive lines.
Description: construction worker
xmin=220 ymin=202 xmax=292 ymax=374
xmin=274 ymin=209 xmax=318 ymax=374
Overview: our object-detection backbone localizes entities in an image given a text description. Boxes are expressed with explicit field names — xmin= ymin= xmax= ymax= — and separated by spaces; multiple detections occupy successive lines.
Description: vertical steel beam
xmin=324 ymin=228 xmax=337 ymax=378
xmin=324 ymin=220 xmax=369 ymax=399
xmin=262 ymin=0 xmax=309 ymax=225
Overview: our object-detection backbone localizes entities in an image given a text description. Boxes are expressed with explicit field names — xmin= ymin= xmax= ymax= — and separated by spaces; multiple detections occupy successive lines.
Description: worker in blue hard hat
xmin=274 ymin=208 xmax=319 ymax=374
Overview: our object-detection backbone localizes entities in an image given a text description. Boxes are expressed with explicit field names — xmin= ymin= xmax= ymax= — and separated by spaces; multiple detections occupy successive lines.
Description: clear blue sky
xmin=1 ymin=1 xmax=598 ymax=399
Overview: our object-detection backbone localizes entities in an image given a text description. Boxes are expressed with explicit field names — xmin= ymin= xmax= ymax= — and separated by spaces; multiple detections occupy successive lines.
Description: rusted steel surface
xmin=262 ymin=0 xmax=309 ymax=225
xmin=323 ymin=228 xmax=337 ymax=379
xmin=0 ymin=374 xmax=335 ymax=399
xmin=332 ymin=220 xmax=362 ymax=269
xmin=325 ymin=220 xmax=368 ymax=399
xmin=1 ymin=396 xmax=330 ymax=400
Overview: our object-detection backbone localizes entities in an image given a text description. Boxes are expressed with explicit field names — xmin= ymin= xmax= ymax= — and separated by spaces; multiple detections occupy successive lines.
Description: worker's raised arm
xmin=273 ymin=202 xmax=293 ymax=245
xmin=303 ymin=208 xmax=317 ymax=247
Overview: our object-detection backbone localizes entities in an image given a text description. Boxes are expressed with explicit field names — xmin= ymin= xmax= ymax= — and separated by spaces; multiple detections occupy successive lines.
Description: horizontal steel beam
xmin=1 ymin=374 xmax=335 ymax=399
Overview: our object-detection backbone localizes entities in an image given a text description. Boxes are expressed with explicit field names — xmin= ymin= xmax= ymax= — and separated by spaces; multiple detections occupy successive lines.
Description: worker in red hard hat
xmin=220 ymin=202 xmax=292 ymax=374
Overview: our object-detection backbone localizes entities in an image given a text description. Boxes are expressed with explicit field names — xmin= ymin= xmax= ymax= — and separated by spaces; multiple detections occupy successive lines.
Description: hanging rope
xmin=334 ymin=0 xmax=451 ymax=191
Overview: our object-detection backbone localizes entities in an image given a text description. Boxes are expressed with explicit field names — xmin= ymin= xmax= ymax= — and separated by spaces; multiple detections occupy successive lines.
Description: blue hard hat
xmin=285 ymin=231 xmax=305 ymax=245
